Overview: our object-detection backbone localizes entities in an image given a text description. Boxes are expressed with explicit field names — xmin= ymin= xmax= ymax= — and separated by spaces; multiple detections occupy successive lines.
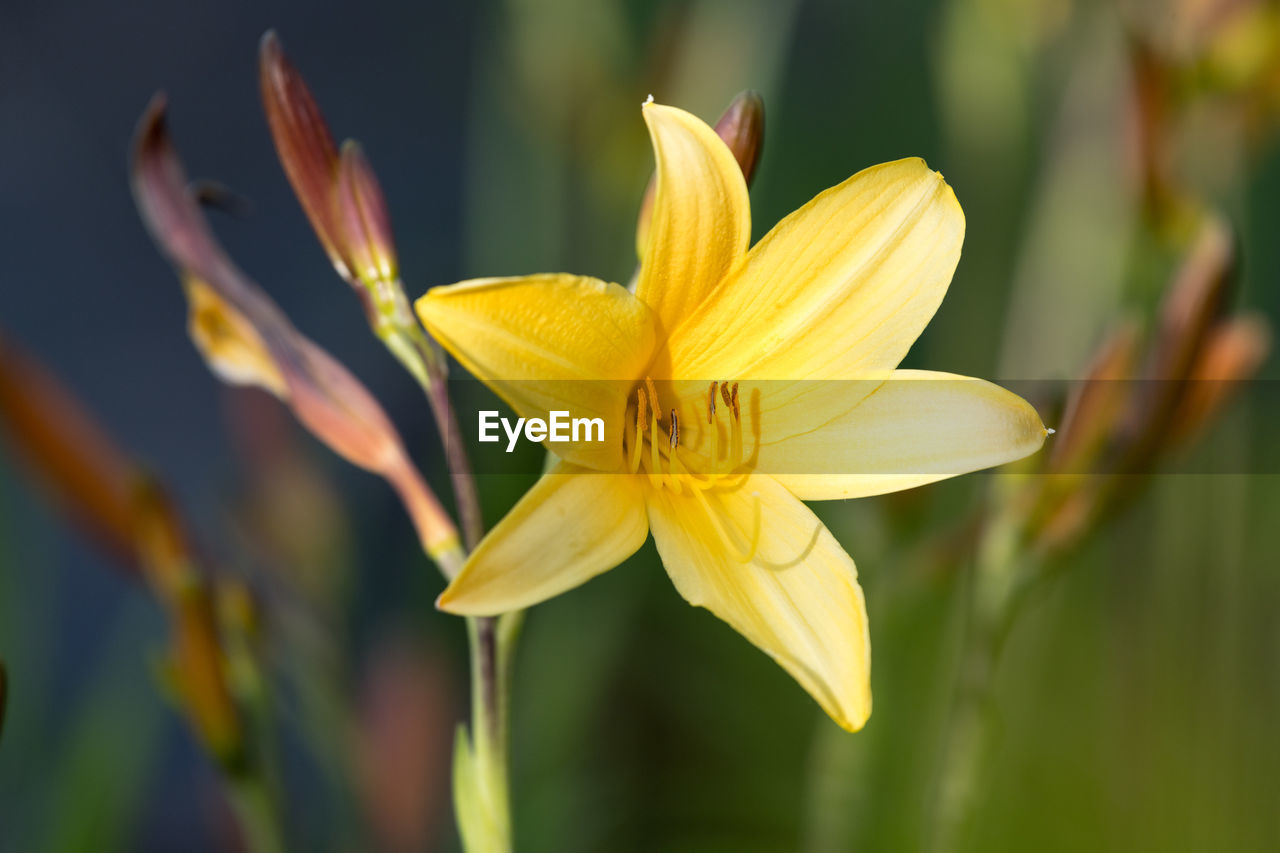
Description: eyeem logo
xmin=479 ymin=411 xmax=605 ymax=453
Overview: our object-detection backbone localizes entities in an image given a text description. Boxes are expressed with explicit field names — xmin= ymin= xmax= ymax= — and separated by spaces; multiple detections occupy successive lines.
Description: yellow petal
xmin=437 ymin=462 xmax=649 ymax=615
xmin=635 ymin=102 xmax=751 ymax=338
xmin=663 ymin=158 xmax=963 ymax=383
xmin=763 ymin=371 xmax=1047 ymax=501
xmin=184 ymin=277 xmax=287 ymax=396
xmin=416 ymin=274 xmax=657 ymax=471
xmin=647 ymin=474 xmax=871 ymax=731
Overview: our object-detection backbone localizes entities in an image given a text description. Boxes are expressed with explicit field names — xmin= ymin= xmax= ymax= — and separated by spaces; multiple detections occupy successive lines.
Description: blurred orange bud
xmin=128 ymin=477 xmax=244 ymax=766
xmin=260 ymin=31 xmax=399 ymax=292
xmin=1122 ymin=215 xmax=1235 ymax=447
xmin=1169 ymin=312 xmax=1271 ymax=446
xmin=130 ymin=475 xmax=196 ymax=603
xmin=0 ymin=334 xmax=141 ymax=570
xmin=1048 ymin=323 xmax=1141 ymax=474
xmin=216 ymin=577 xmax=259 ymax=645
xmin=1148 ymin=214 xmax=1234 ymax=383
xmin=169 ymin=584 xmax=244 ymax=767
xmin=636 ymin=91 xmax=765 ymax=258
xmin=131 ymin=96 xmax=461 ymax=567
xmin=0 ymin=332 xmax=245 ymax=768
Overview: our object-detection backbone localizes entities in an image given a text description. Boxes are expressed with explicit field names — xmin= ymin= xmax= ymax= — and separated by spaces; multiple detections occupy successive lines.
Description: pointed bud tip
xmin=715 ymin=90 xmax=765 ymax=186
xmin=336 ymin=139 xmax=399 ymax=284
xmin=259 ymin=29 xmax=281 ymax=57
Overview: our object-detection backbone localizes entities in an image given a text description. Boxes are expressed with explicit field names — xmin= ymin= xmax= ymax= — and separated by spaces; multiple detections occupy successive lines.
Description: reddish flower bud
xmin=260 ymin=31 xmax=400 ymax=293
xmin=336 ymin=140 xmax=398 ymax=286
xmin=132 ymin=96 xmax=460 ymax=565
xmin=713 ymin=90 xmax=765 ymax=187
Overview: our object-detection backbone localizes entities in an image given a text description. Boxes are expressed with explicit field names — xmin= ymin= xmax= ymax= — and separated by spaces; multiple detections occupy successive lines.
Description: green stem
xmin=373 ymin=291 xmax=484 ymax=552
xmin=228 ymin=776 xmax=286 ymax=853
xmin=930 ymin=510 xmax=1034 ymax=853
xmin=377 ymin=312 xmax=525 ymax=850
xmin=458 ymin=612 xmax=524 ymax=851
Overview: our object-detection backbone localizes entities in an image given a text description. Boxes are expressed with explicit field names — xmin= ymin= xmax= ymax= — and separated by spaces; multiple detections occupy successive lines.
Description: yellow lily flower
xmin=416 ymin=101 xmax=1048 ymax=731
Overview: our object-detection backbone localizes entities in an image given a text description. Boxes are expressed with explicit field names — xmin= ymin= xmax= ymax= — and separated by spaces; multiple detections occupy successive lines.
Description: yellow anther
xmin=707 ymin=381 xmax=718 ymax=423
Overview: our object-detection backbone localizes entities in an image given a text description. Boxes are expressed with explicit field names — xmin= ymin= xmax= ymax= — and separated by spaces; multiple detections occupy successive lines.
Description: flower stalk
xmin=258 ymin=31 xmax=483 ymax=551
xmin=257 ymin=34 xmax=518 ymax=846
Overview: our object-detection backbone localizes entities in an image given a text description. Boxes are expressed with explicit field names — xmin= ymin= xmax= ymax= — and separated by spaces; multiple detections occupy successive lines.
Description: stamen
xmin=728 ymin=382 xmax=743 ymax=467
xmin=628 ymin=386 xmax=647 ymax=474
xmin=645 ymin=376 xmax=660 ymax=416
xmin=720 ymin=381 xmax=733 ymax=410
xmin=708 ymin=382 xmax=720 ymax=475
xmin=669 ymin=409 xmax=680 ymax=450
xmin=649 ymin=402 xmax=662 ymax=488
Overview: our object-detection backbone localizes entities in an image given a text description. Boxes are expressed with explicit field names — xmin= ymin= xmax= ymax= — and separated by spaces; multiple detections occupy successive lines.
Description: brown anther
xmin=730 ymin=383 xmax=740 ymax=420
xmin=720 ymin=381 xmax=733 ymax=409
xmin=669 ymin=409 xmax=680 ymax=449
xmin=708 ymin=381 xmax=718 ymax=423
xmin=636 ymin=386 xmax=649 ymax=435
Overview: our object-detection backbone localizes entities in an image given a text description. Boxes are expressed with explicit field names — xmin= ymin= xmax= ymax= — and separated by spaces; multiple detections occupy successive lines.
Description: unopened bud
xmin=130 ymin=475 xmax=196 ymax=604
xmin=1168 ymin=313 xmax=1271 ymax=447
xmin=636 ymin=91 xmax=765 ymax=258
xmin=260 ymin=31 xmax=401 ymax=297
xmin=1047 ymin=323 xmax=1140 ymax=474
xmin=258 ymin=31 xmax=346 ymax=275
xmin=337 ymin=140 xmax=398 ymax=285
xmin=713 ymin=90 xmax=765 ymax=186
xmin=0 ymin=335 xmax=141 ymax=570
xmin=170 ymin=586 xmax=244 ymax=767
xmin=132 ymin=97 xmax=460 ymax=562
xmin=1148 ymin=214 xmax=1234 ymax=383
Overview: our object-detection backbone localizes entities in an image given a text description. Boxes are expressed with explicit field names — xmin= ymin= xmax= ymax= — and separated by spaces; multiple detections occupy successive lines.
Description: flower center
xmin=623 ymin=378 xmax=760 ymax=561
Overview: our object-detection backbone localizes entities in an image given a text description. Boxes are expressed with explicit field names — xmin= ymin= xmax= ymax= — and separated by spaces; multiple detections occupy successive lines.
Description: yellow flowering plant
xmin=418 ymin=100 xmax=1048 ymax=732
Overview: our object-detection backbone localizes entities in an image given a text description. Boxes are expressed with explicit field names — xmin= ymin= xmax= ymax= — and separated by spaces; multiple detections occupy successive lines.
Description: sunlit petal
xmin=664 ymin=157 xmax=963 ymax=386
xmin=417 ymin=274 xmax=657 ymax=471
xmin=438 ymin=463 xmax=649 ymax=615
xmin=647 ymin=474 xmax=871 ymax=731
xmin=635 ymin=102 xmax=751 ymax=338
xmin=761 ymin=371 xmax=1048 ymax=500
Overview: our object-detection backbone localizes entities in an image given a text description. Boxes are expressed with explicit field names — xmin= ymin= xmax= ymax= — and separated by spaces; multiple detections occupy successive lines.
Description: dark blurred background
xmin=2 ymin=0 xmax=1279 ymax=850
